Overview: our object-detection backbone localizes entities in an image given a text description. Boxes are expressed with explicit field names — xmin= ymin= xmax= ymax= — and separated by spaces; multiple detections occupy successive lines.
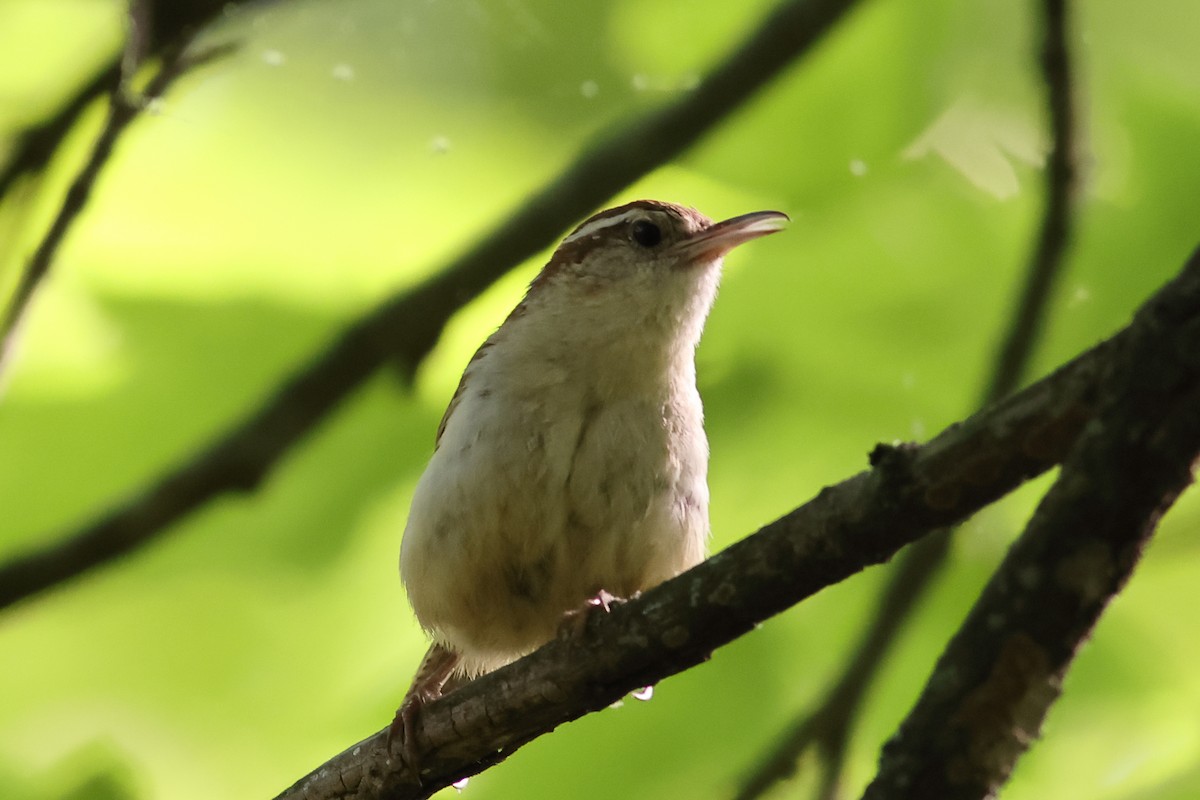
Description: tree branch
xmin=735 ymin=0 xmax=1081 ymax=795
xmin=862 ymin=249 xmax=1200 ymax=800
xmin=277 ymin=243 xmax=1200 ymax=799
xmin=0 ymin=42 xmax=227 ymax=362
xmin=121 ymin=1 xmax=156 ymax=94
xmin=985 ymin=0 xmax=1079 ymax=402
xmin=0 ymin=0 xmax=864 ymax=612
xmin=0 ymin=0 xmax=244 ymax=204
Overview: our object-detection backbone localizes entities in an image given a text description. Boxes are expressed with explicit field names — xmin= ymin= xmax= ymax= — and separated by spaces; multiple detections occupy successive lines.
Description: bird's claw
xmin=558 ymin=589 xmax=624 ymax=640
xmin=388 ymin=643 xmax=460 ymax=781
xmin=387 ymin=694 xmax=428 ymax=781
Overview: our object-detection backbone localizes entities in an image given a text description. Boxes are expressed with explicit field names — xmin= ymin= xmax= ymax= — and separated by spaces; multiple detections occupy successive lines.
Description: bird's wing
xmin=434 ymin=338 xmax=494 ymax=448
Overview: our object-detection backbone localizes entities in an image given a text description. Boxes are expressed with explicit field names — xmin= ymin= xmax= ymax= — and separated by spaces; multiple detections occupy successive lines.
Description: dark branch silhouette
xmin=0 ymin=1 xmax=254 ymax=351
xmin=0 ymin=0 xmax=243 ymax=204
xmin=9 ymin=3 xmax=1163 ymax=798
xmin=0 ymin=42 xmax=229 ymax=361
xmin=275 ymin=243 xmax=1200 ymax=799
xmin=0 ymin=0 xmax=864 ymax=611
xmin=863 ymin=246 xmax=1200 ymax=799
xmin=984 ymin=0 xmax=1079 ymax=402
xmin=735 ymin=1 xmax=1081 ymax=795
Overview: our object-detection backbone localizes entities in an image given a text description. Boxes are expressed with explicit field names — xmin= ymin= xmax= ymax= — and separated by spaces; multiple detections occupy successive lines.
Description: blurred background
xmin=1 ymin=0 xmax=1199 ymax=797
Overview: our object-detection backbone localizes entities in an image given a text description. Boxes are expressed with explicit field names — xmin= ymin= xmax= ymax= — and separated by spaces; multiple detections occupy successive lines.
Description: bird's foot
xmin=558 ymin=588 xmax=624 ymax=640
xmin=388 ymin=643 xmax=460 ymax=779
xmin=387 ymin=693 xmax=428 ymax=778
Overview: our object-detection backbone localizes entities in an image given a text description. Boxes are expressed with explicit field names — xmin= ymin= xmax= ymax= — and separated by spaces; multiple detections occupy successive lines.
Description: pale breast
xmin=400 ymin=375 xmax=708 ymax=674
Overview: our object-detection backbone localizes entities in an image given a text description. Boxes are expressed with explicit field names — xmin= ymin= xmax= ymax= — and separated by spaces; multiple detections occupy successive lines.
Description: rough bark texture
xmin=275 ymin=299 xmax=1139 ymax=799
xmin=276 ymin=247 xmax=1199 ymax=800
xmin=863 ymin=245 xmax=1200 ymax=799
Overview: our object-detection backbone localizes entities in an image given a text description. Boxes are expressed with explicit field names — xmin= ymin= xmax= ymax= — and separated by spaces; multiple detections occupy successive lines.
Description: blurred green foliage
xmin=1 ymin=0 xmax=1199 ymax=798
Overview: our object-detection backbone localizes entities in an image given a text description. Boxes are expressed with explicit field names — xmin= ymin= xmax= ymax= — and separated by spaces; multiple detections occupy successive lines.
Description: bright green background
xmin=2 ymin=0 xmax=1200 ymax=798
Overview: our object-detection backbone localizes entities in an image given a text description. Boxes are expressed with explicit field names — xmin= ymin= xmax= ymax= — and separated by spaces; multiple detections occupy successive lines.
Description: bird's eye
xmin=630 ymin=220 xmax=662 ymax=248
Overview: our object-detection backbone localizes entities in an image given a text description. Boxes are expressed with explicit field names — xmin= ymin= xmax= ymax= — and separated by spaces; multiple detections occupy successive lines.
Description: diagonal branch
xmin=984 ymin=0 xmax=1079 ymax=402
xmin=275 ymin=243 xmax=1200 ymax=800
xmin=735 ymin=1 xmax=1081 ymax=795
xmin=0 ymin=37 xmax=228 ymax=361
xmin=862 ymin=253 xmax=1200 ymax=800
xmin=0 ymin=0 xmax=247 ymax=204
xmin=0 ymin=0 xmax=864 ymax=612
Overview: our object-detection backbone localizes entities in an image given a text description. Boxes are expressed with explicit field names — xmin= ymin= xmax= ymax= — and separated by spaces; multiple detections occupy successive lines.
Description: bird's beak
xmin=679 ymin=210 xmax=790 ymax=261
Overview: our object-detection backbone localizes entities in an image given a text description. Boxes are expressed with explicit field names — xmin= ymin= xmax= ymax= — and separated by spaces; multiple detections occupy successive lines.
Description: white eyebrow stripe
xmin=561 ymin=209 xmax=646 ymax=244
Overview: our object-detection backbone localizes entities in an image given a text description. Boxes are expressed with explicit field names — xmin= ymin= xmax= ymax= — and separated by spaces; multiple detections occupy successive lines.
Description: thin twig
xmin=734 ymin=1 xmax=1080 ymax=795
xmin=0 ymin=0 xmax=863 ymax=612
xmin=984 ymin=0 xmax=1078 ymax=402
xmin=275 ymin=245 xmax=1200 ymax=799
xmin=862 ymin=248 xmax=1200 ymax=800
xmin=0 ymin=68 xmax=120 ymax=203
xmin=121 ymin=0 xmax=155 ymax=92
xmin=0 ymin=43 xmax=226 ymax=365
xmin=0 ymin=0 xmax=241 ymax=203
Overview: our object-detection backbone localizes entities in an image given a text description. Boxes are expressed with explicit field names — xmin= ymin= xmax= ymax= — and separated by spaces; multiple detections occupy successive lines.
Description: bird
xmin=392 ymin=199 xmax=788 ymax=763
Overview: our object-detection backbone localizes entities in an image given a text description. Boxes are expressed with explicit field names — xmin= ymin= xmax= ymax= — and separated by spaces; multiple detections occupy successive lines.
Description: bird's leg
xmin=388 ymin=642 xmax=460 ymax=775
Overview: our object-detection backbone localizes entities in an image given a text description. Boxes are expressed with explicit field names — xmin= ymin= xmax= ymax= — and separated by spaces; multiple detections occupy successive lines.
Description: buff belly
xmin=400 ymin=391 xmax=708 ymax=676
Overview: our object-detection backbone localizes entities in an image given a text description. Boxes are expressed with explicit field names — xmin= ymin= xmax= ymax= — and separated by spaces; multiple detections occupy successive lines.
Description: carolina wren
xmin=393 ymin=199 xmax=788 ymax=759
